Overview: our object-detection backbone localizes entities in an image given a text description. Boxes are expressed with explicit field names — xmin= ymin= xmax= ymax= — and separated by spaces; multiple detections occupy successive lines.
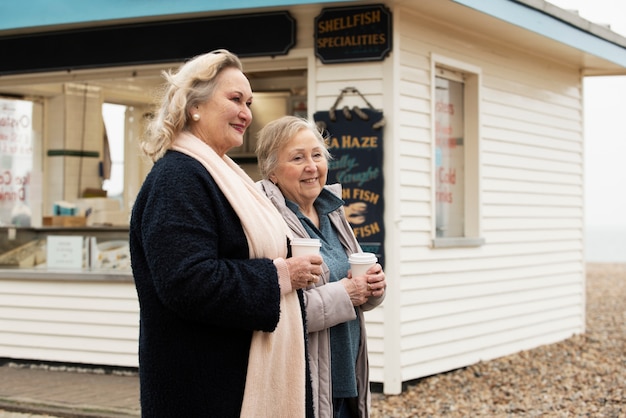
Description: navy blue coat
xmin=130 ymin=151 xmax=285 ymax=417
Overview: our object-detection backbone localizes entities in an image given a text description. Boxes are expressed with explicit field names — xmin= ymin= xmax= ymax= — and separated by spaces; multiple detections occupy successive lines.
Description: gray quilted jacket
xmin=258 ymin=179 xmax=385 ymax=418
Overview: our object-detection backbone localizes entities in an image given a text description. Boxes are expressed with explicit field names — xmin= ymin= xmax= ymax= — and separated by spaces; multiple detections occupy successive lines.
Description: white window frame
xmin=431 ymin=54 xmax=484 ymax=248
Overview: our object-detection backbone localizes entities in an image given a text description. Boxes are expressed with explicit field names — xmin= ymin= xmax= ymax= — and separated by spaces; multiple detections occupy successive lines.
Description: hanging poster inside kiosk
xmin=0 ymin=98 xmax=36 ymax=226
xmin=314 ymin=105 xmax=385 ymax=268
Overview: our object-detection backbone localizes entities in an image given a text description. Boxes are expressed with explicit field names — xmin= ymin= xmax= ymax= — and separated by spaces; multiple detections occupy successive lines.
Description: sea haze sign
xmin=314 ymin=108 xmax=385 ymax=268
xmin=315 ymin=4 xmax=392 ymax=64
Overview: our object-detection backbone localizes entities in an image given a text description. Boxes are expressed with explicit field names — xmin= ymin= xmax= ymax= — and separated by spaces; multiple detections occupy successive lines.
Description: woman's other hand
xmin=340 ymin=276 xmax=370 ymax=306
xmin=364 ymin=263 xmax=386 ymax=298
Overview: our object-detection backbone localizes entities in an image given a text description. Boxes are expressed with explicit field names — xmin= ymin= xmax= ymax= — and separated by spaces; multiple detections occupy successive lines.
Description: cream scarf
xmin=172 ymin=132 xmax=306 ymax=417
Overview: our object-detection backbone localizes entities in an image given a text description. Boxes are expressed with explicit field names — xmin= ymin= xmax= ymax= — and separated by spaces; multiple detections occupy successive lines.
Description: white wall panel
xmin=0 ymin=279 xmax=139 ymax=367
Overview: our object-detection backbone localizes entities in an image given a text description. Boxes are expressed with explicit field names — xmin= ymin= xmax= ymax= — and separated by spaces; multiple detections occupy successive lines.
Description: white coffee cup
xmin=349 ymin=252 xmax=377 ymax=277
xmin=290 ymin=238 xmax=321 ymax=257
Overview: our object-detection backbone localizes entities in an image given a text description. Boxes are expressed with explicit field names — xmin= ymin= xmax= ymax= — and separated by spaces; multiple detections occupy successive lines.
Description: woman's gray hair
xmin=141 ymin=49 xmax=243 ymax=162
xmin=256 ymin=115 xmax=331 ymax=180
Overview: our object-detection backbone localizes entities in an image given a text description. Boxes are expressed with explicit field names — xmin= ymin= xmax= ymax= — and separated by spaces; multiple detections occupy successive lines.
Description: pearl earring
xmin=192 ymin=113 xmax=200 ymax=121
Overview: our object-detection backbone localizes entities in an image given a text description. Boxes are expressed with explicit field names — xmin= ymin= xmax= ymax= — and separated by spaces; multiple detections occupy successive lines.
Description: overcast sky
xmin=546 ymin=0 xmax=626 ymax=228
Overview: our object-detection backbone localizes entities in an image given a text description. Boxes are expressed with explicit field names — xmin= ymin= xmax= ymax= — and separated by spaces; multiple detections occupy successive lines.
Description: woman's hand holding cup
xmin=285 ymin=254 xmax=323 ymax=290
xmin=348 ymin=253 xmax=385 ymax=297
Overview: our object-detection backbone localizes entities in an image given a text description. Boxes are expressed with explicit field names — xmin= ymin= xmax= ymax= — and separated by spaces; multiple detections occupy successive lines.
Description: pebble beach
xmin=371 ymin=263 xmax=626 ymax=418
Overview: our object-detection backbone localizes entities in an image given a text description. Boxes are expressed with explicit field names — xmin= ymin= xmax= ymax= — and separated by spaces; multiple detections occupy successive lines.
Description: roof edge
xmin=516 ymin=0 xmax=626 ymax=48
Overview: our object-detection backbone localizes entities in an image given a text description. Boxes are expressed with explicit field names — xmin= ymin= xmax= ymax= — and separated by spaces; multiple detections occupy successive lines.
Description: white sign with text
xmin=46 ymin=236 xmax=84 ymax=270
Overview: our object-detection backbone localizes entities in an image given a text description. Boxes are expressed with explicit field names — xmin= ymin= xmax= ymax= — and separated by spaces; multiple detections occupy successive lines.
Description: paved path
xmin=0 ymin=362 xmax=139 ymax=418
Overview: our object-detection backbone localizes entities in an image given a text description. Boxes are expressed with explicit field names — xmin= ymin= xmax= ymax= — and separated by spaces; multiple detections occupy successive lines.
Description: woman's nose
xmin=304 ymin=158 xmax=317 ymax=171
xmin=240 ymin=106 xmax=252 ymax=122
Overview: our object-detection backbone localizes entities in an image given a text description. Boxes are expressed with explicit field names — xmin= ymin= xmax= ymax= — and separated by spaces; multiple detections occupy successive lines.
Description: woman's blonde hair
xmin=256 ymin=115 xmax=331 ymax=180
xmin=141 ymin=49 xmax=243 ymax=162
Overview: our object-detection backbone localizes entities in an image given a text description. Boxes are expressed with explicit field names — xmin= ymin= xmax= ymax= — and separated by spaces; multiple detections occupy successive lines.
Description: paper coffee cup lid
xmin=349 ymin=252 xmax=377 ymax=264
xmin=291 ymin=238 xmax=321 ymax=247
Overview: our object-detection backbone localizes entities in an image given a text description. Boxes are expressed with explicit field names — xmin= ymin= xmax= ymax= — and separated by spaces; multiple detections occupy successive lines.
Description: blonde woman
xmin=130 ymin=51 xmax=319 ymax=417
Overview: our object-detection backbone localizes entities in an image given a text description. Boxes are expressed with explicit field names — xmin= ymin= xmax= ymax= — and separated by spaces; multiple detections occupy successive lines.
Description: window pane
xmin=435 ymin=76 xmax=465 ymax=237
xmin=101 ymin=103 xmax=126 ymax=198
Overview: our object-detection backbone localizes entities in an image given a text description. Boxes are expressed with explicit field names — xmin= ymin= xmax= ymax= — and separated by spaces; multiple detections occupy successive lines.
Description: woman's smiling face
xmin=270 ymin=128 xmax=328 ymax=209
xmin=192 ymin=67 xmax=253 ymax=156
